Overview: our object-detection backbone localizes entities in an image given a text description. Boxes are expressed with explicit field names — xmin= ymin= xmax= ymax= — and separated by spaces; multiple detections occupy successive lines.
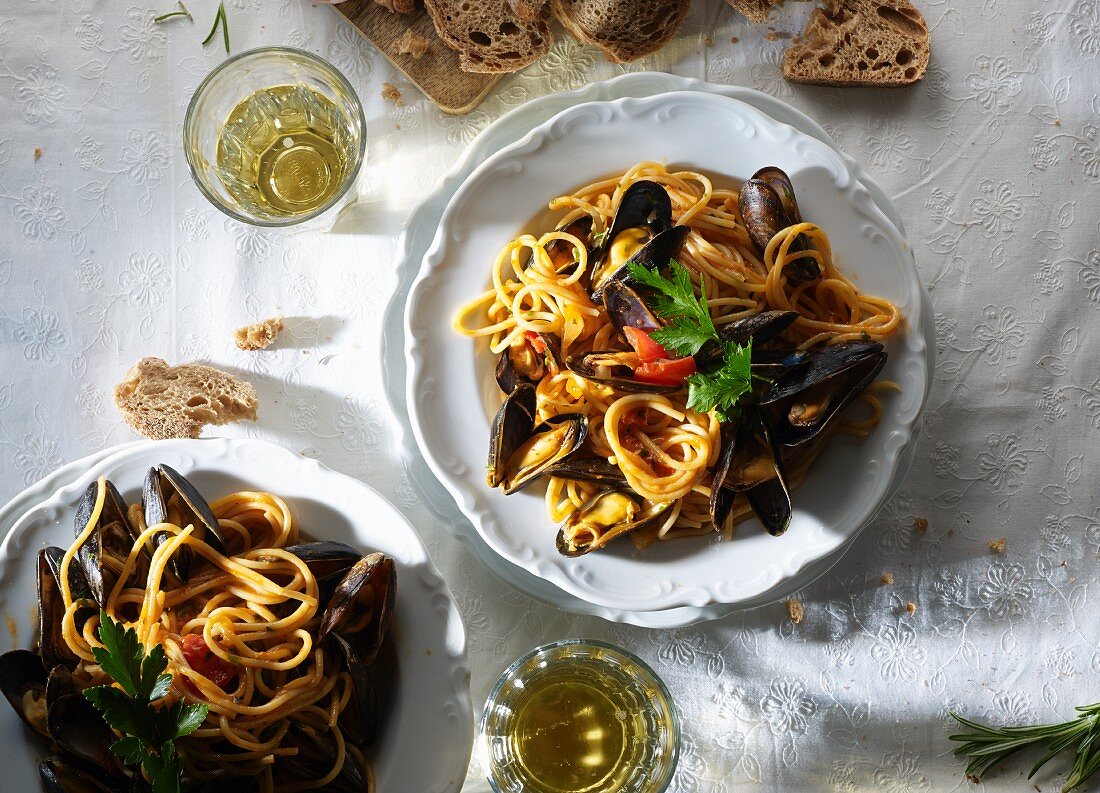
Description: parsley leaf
xmin=83 ymin=612 xmax=209 ymax=793
xmin=627 ymin=259 xmax=717 ymax=355
xmin=686 ymin=341 xmax=753 ymax=419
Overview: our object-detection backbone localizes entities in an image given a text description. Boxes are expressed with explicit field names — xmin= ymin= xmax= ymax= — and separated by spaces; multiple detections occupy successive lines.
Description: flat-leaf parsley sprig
xmin=627 ymin=259 xmax=755 ymax=418
xmin=83 ymin=611 xmax=208 ymax=793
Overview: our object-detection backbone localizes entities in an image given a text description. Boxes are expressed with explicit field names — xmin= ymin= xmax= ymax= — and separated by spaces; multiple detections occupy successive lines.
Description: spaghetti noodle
xmin=455 ymin=162 xmax=901 ymax=549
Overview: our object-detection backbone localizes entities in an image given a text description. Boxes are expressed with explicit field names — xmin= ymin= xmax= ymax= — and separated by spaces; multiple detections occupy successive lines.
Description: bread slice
xmin=783 ymin=0 xmax=930 ymax=86
xmin=234 ymin=317 xmax=283 ymax=351
xmin=726 ymin=0 xmax=776 ymax=23
xmin=552 ymin=0 xmax=690 ymax=62
xmin=423 ymin=0 xmax=552 ymax=73
xmin=507 ymin=0 xmax=544 ymax=22
xmin=114 ymin=357 xmax=258 ymax=440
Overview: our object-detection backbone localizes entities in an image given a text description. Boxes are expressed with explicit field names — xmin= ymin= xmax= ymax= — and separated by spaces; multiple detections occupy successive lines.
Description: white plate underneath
xmin=0 ymin=438 xmax=473 ymax=793
xmin=405 ymin=90 xmax=929 ymax=614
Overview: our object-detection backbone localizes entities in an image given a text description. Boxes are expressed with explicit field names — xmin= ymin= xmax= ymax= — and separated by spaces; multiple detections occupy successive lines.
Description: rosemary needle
xmin=154 ymin=1 xmax=192 ymax=23
xmin=201 ymin=1 xmax=230 ymax=55
xmin=949 ymin=704 xmax=1100 ymax=791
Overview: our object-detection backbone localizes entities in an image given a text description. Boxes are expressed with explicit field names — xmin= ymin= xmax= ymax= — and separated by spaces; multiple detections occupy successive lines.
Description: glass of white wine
xmin=184 ymin=46 xmax=366 ymax=228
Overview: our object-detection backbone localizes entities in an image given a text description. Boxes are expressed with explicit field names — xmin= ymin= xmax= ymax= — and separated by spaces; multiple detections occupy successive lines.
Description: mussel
xmin=319 ymin=552 xmax=396 ymax=667
xmin=39 ymin=757 xmax=119 ymax=793
xmin=761 ymin=341 xmax=887 ymax=447
xmin=329 ymin=632 xmax=378 ymax=747
xmin=38 ymin=547 xmax=94 ymax=670
xmin=556 ymin=491 xmax=670 ymax=556
xmin=693 ymin=310 xmax=800 ymax=367
xmin=72 ymin=479 xmax=139 ymax=607
xmin=0 ymin=649 xmax=48 ymax=737
xmin=487 ymin=384 xmax=537 ymax=488
xmin=544 ymin=456 xmax=629 ymax=488
xmin=602 ymin=280 xmax=662 ymax=338
xmin=543 ymin=215 xmax=594 ymax=274
xmin=495 ymin=332 xmax=560 ymax=395
xmin=589 ymin=180 xmax=688 ymax=299
xmin=44 ymin=666 xmax=119 ymax=775
xmin=712 ymin=408 xmax=792 ymax=536
xmin=738 ymin=167 xmax=819 ymax=283
xmin=500 ymin=414 xmax=589 ymax=495
xmin=143 ymin=465 xmax=227 ymax=581
xmin=566 ymin=350 xmax=680 ymax=394
xmin=277 ymin=725 xmax=374 ymax=793
xmin=286 ymin=541 xmax=363 ymax=606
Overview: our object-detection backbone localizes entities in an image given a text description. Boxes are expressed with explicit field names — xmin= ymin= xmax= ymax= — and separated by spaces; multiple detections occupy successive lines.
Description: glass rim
xmin=478 ymin=638 xmax=680 ymax=793
xmin=182 ymin=45 xmax=367 ymax=228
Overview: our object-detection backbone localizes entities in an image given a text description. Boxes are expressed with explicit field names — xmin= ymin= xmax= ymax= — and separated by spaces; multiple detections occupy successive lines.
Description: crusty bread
xmin=423 ymin=0 xmax=552 ymax=73
xmin=114 ymin=357 xmax=258 ymax=440
xmin=234 ymin=317 xmax=283 ymax=351
xmin=507 ymin=0 xmax=544 ymax=22
xmin=552 ymin=0 xmax=690 ymax=62
xmin=373 ymin=0 xmax=418 ymax=13
xmin=725 ymin=0 xmax=776 ymax=23
xmin=783 ymin=0 xmax=930 ymax=86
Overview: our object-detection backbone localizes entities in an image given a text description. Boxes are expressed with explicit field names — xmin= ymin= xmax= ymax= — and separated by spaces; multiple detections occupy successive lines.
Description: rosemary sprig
xmin=949 ymin=704 xmax=1100 ymax=791
xmin=154 ymin=2 xmax=192 ymax=23
xmin=201 ymin=2 xmax=230 ymax=54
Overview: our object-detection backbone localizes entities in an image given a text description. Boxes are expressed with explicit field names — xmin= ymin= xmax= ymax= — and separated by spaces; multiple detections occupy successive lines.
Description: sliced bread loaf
xmin=726 ymin=0 xmax=776 ymax=23
xmin=114 ymin=357 xmax=258 ymax=440
xmin=783 ymin=0 xmax=930 ymax=86
xmin=552 ymin=0 xmax=690 ymax=62
xmin=423 ymin=0 xmax=552 ymax=73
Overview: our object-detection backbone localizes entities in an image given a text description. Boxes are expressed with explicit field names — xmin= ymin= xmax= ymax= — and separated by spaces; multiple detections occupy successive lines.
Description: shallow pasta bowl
xmin=0 ymin=438 xmax=473 ymax=793
xmin=405 ymin=90 xmax=928 ymax=614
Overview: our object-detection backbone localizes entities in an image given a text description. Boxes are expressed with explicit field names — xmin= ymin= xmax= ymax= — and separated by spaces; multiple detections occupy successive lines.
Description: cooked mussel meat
xmin=72 ymin=480 xmax=139 ymax=608
xmin=0 ymin=649 xmax=48 ymax=737
xmin=712 ymin=408 xmax=792 ymax=536
xmin=495 ymin=332 xmax=560 ymax=395
xmin=44 ymin=666 xmax=120 ymax=775
xmin=319 ymin=552 xmax=396 ymax=666
xmin=591 ymin=225 xmax=689 ymax=301
xmin=761 ymin=341 xmax=887 ymax=447
xmin=602 ymin=280 xmax=661 ymax=338
xmin=738 ymin=171 xmax=819 ymax=283
xmin=556 ymin=490 xmax=671 ymax=556
xmin=144 ymin=464 xmax=227 ymax=581
xmin=487 ymin=384 xmax=537 ymax=488
xmin=500 ymin=414 xmax=588 ymax=495
xmin=566 ymin=350 xmax=681 ymax=394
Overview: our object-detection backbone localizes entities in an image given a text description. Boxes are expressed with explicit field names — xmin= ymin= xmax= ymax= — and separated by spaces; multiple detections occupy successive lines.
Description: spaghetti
xmin=455 ymin=162 xmax=901 ymax=549
xmin=54 ymin=476 xmax=384 ymax=792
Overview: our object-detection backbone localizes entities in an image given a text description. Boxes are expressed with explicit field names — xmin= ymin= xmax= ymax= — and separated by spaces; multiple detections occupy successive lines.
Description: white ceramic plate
xmin=405 ymin=90 xmax=928 ymax=613
xmin=0 ymin=438 xmax=473 ymax=793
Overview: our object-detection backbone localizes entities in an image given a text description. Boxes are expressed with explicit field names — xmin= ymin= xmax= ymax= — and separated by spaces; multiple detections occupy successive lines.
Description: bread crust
xmin=725 ymin=0 xmax=776 ymax=23
xmin=552 ymin=0 xmax=690 ymax=63
xmin=423 ymin=0 xmax=552 ymax=73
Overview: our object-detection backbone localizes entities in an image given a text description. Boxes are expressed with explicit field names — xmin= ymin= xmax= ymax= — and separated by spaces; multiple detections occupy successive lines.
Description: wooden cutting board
xmin=330 ymin=1 xmax=503 ymax=115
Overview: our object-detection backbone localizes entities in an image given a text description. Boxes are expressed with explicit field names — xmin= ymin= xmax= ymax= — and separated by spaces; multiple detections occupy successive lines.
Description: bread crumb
xmin=764 ymin=31 xmax=791 ymax=41
xmin=702 ymin=34 xmax=714 ymax=47
xmin=988 ymin=537 xmax=1006 ymax=554
xmin=786 ymin=597 xmax=804 ymax=625
xmin=394 ymin=28 xmax=431 ymax=60
xmin=33 ymin=147 xmax=43 ymax=161
xmin=880 ymin=573 xmax=894 ymax=585
xmin=235 ymin=317 xmax=284 ymax=351
xmin=381 ymin=82 xmax=404 ymax=106
xmin=730 ymin=36 xmax=740 ymax=44
xmin=905 ymin=601 xmax=916 ymax=615
xmin=913 ymin=517 xmax=928 ymax=533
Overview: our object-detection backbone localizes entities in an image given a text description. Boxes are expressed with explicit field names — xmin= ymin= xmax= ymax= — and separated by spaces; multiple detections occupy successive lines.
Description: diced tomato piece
xmin=181 ymin=633 xmax=238 ymax=691
xmin=524 ymin=331 xmax=547 ymax=354
xmin=634 ymin=356 xmax=697 ymax=386
xmin=623 ymin=327 xmax=672 ymax=363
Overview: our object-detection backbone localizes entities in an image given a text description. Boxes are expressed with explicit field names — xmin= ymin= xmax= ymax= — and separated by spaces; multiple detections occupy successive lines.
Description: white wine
xmin=214 ymin=83 xmax=355 ymax=219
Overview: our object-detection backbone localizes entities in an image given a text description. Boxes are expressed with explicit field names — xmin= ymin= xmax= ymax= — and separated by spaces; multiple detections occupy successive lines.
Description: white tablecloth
xmin=2 ymin=1 xmax=1099 ymax=790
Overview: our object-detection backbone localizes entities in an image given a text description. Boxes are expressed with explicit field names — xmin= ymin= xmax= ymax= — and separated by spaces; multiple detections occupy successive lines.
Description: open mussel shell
xmin=712 ymin=408 xmax=792 ymax=536
xmin=598 ymin=180 xmax=672 ymax=259
xmin=762 ymin=341 xmax=887 ymax=447
xmin=0 ymin=649 xmax=49 ymax=738
xmin=278 ymin=725 xmax=374 ymax=793
xmin=487 ymin=384 xmax=537 ymax=488
xmin=566 ymin=350 xmax=680 ymax=395
xmin=330 ymin=632 xmax=378 ymax=747
xmin=45 ymin=666 xmax=120 ymax=776
xmin=693 ymin=310 xmax=799 ymax=367
xmin=500 ymin=413 xmax=588 ymax=495
xmin=287 ymin=541 xmax=363 ymax=607
xmin=591 ymin=225 xmax=689 ymax=301
xmin=556 ymin=491 xmax=671 ymax=557
xmin=39 ymin=757 xmax=120 ymax=793
xmin=752 ymin=166 xmax=803 ymax=225
xmin=495 ymin=333 xmax=560 ymax=395
xmin=544 ymin=214 xmax=594 ymax=273
xmin=319 ymin=552 xmax=396 ymax=667
xmin=143 ymin=464 xmax=227 ymax=581
xmin=38 ymin=548 xmax=87 ymax=670
xmin=544 ymin=456 xmax=629 ymax=488
xmin=73 ymin=479 xmax=139 ymax=608
xmin=602 ymin=280 xmax=662 ymax=338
